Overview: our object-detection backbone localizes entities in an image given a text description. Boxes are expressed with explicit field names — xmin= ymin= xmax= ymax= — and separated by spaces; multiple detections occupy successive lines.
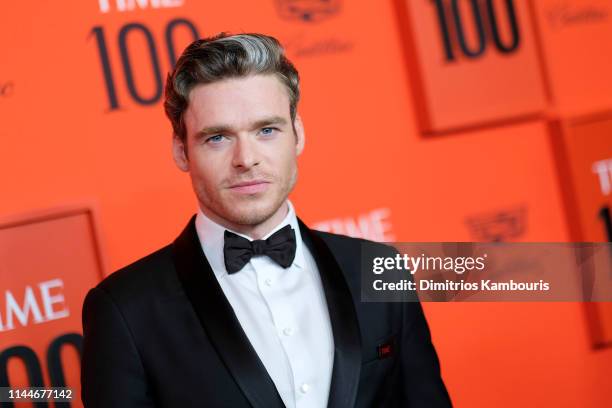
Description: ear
xmin=293 ymin=114 xmax=305 ymax=156
xmin=172 ymin=135 xmax=189 ymax=172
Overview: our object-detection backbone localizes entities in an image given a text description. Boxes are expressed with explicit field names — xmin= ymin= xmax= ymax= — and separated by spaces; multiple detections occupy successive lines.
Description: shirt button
xmin=300 ymin=383 xmax=310 ymax=394
xmin=264 ymin=278 xmax=273 ymax=287
xmin=282 ymin=327 xmax=294 ymax=336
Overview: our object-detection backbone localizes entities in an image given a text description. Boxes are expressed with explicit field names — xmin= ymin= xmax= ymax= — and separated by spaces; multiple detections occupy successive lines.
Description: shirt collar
xmin=195 ymin=200 xmax=306 ymax=278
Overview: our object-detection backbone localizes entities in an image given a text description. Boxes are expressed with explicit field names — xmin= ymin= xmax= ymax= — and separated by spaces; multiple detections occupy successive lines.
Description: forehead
xmin=184 ymin=74 xmax=291 ymax=133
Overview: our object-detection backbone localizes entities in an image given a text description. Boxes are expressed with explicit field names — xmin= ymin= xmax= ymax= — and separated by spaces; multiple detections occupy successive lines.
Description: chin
xmin=226 ymin=210 xmax=271 ymax=226
xmin=225 ymin=198 xmax=283 ymax=226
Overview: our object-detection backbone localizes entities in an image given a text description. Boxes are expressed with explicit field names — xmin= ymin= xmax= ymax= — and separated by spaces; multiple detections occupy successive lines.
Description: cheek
xmin=190 ymin=157 xmax=222 ymax=186
xmin=278 ymin=155 xmax=298 ymax=184
xmin=272 ymin=142 xmax=298 ymax=173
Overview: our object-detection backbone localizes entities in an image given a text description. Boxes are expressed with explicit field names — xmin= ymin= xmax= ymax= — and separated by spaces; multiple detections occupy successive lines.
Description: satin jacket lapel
xmin=171 ymin=216 xmax=285 ymax=408
xmin=297 ymin=218 xmax=362 ymax=408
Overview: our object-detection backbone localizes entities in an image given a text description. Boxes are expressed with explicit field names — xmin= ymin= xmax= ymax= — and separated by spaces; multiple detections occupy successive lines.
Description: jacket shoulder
xmin=313 ymin=229 xmax=397 ymax=255
xmin=94 ymin=244 xmax=179 ymax=304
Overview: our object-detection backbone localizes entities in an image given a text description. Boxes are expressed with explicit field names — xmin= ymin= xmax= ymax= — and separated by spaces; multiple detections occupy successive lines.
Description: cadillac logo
xmin=465 ymin=206 xmax=527 ymax=242
xmin=0 ymin=81 xmax=14 ymax=98
xmin=275 ymin=0 xmax=341 ymax=22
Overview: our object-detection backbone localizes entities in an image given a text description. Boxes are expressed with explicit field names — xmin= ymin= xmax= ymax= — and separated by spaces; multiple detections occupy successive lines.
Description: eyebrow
xmin=195 ymin=116 xmax=289 ymax=140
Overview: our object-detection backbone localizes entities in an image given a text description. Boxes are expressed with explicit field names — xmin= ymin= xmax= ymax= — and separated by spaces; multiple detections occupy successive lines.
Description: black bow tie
xmin=223 ymin=224 xmax=297 ymax=274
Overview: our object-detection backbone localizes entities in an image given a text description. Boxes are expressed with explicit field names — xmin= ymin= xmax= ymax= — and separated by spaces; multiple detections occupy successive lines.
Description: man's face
xmin=173 ymin=74 xmax=305 ymax=228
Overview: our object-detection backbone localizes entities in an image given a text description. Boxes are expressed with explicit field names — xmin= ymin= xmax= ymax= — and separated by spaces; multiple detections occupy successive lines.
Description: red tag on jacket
xmin=377 ymin=340 xmax=394 ymax=359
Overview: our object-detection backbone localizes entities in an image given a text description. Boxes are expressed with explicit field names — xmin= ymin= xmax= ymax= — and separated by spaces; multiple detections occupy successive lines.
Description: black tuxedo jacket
xmin=81 ymin=216 xmax=452 ymax=407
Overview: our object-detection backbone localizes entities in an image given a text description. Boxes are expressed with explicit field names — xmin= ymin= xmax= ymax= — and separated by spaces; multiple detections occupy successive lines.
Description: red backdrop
xmin=1 ymin=0 xmax=611 ymax=406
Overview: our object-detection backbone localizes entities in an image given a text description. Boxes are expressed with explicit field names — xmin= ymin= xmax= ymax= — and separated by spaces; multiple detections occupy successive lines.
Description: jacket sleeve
xmin=81 ymin=286 xmax=156 ymax=407
xmin=399 ymin=298 xmax=453 ymax=407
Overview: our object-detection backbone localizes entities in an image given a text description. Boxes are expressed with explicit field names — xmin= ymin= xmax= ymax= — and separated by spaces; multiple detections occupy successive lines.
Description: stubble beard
xmin=194 ymin=167 xmax=298 ymax=228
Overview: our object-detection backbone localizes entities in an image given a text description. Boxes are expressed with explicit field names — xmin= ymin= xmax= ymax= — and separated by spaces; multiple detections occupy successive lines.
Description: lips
xmin=228 ymin=180 xmax=270 ymax=194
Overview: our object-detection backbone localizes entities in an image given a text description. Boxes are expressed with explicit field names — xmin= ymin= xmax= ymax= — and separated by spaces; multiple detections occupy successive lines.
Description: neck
xmin=200 ymin=202 xmax=289 ymax=240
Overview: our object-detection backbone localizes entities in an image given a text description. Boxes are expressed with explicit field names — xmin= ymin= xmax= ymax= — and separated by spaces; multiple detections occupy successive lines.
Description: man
xmin=81 ymin=33 xmax=452 ymax=408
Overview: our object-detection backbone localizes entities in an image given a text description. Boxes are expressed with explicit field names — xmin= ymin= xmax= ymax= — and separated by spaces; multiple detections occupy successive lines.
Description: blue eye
xmin=261 ymin=127 xmax=276 ymax=135
xmin=207 ymin=135 xmax=224 ymax=143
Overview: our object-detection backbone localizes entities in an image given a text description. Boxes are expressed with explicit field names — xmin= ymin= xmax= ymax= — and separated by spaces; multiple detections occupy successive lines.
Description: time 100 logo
xmin=90 ymin=18 xmax=200 ymax=110
xmin=430 ymin=0 xmax=521 ymax=61
xmin=1 ymin=333 xmax=81 ymax=408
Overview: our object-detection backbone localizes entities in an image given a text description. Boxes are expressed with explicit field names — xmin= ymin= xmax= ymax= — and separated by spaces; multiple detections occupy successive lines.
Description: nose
xmin=231 ymin=135 xmax=260 ymax=170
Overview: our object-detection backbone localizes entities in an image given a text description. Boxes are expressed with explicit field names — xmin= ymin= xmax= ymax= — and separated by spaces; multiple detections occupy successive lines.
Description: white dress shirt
xmin=195 ymin=200 xmax=335 ymax=408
